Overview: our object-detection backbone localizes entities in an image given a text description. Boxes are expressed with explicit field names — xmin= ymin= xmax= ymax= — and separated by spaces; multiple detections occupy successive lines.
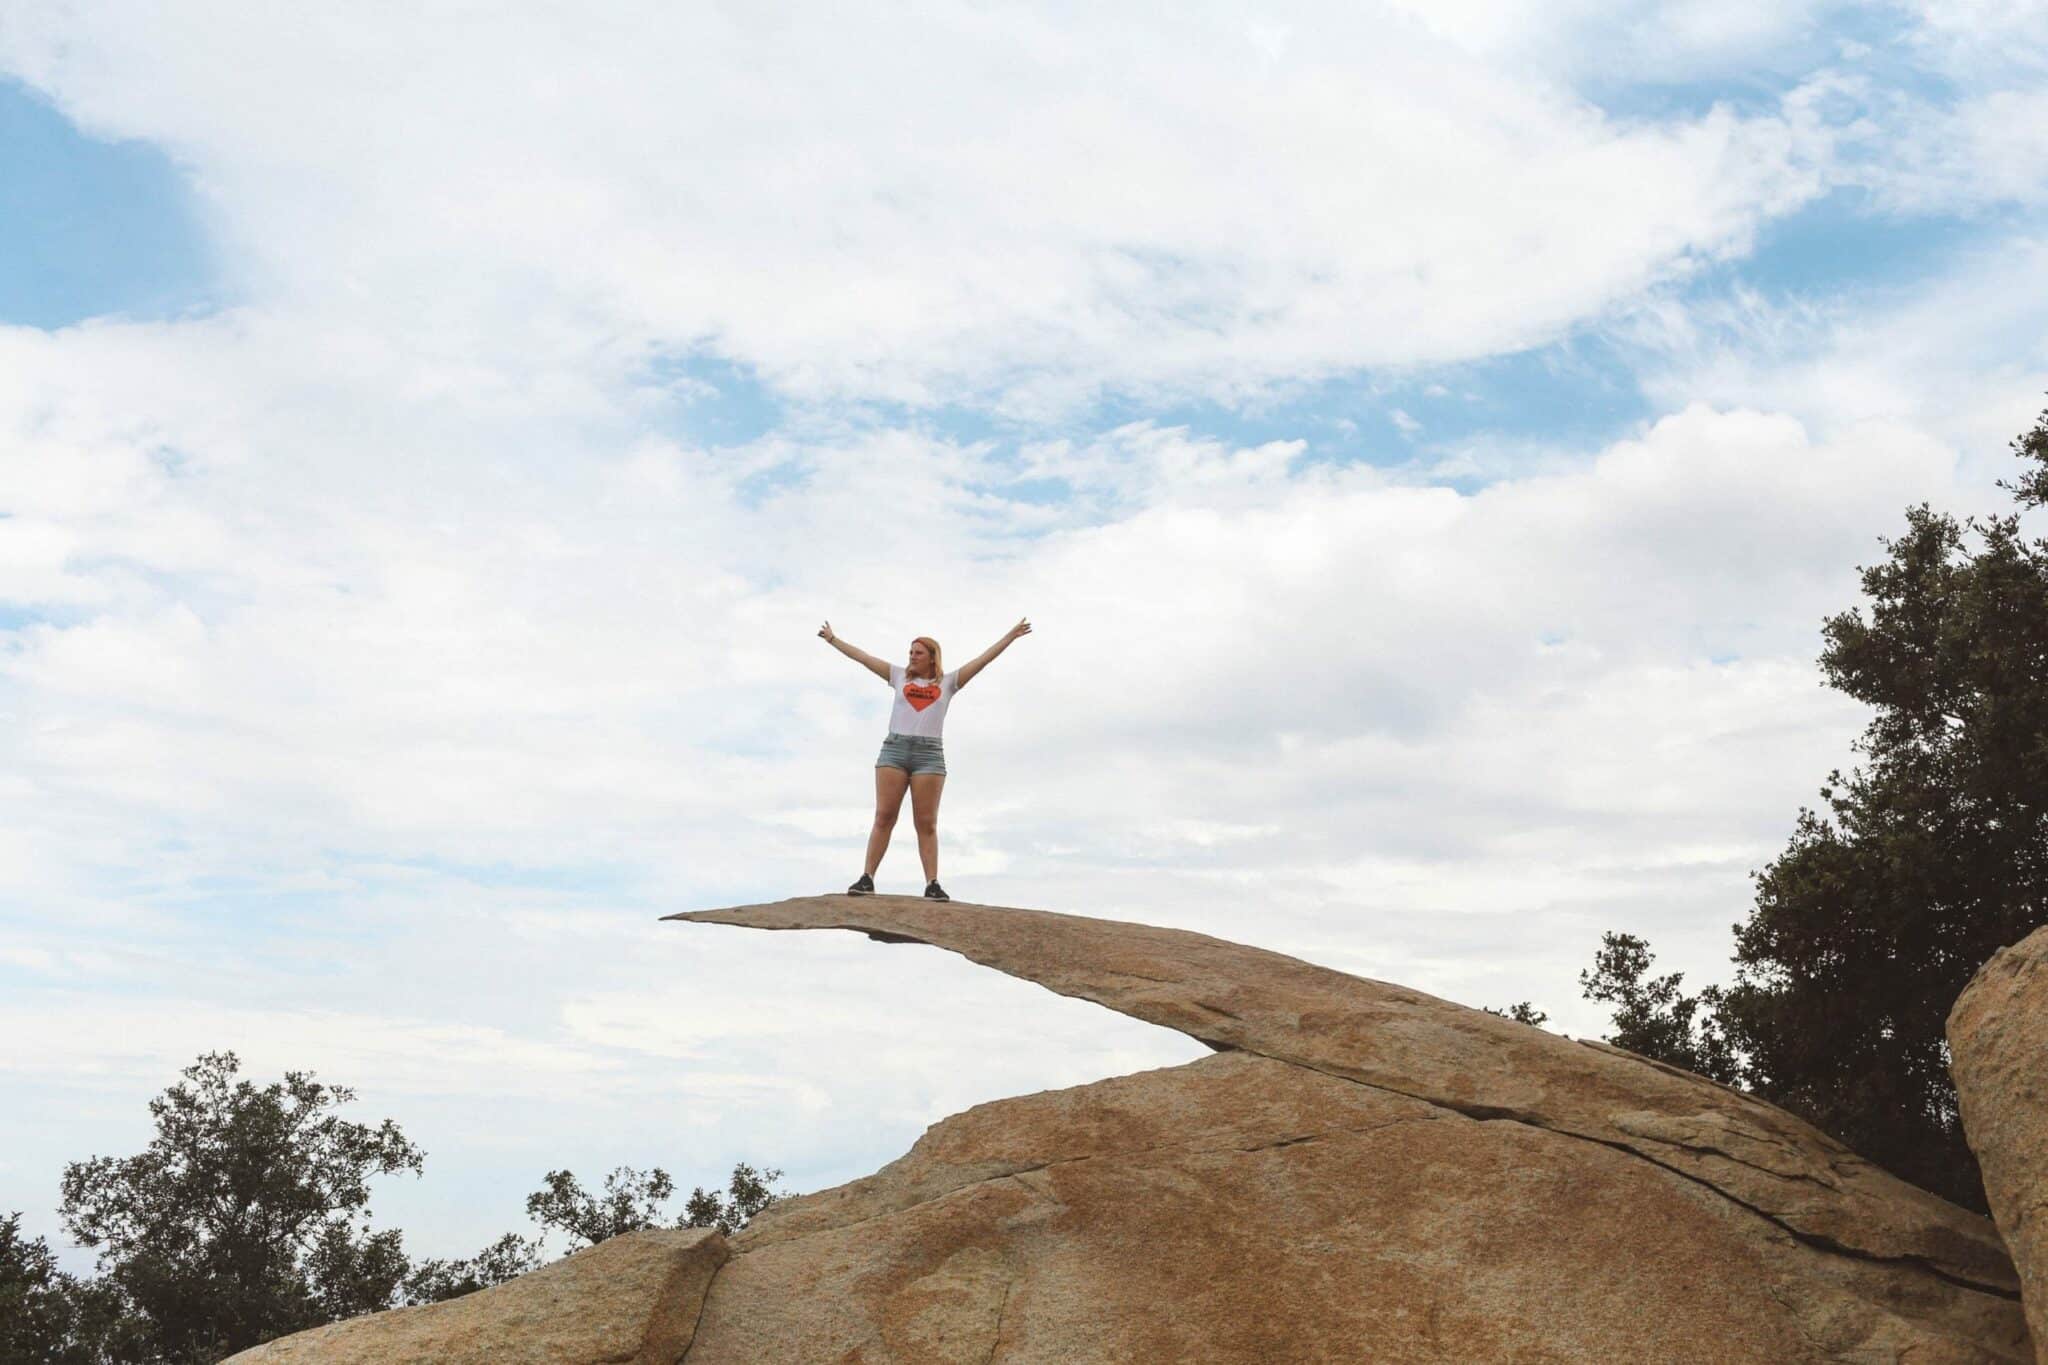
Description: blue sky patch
xmin=0 ymin=78 xmax=218 ymax=329
xmin=0 ymin=605 xmax=71 ymax=632
xmin=1720 ymin=188 xmax=1996 ymax=303
xmin=635 ymin=350 xmax=785 ymax=447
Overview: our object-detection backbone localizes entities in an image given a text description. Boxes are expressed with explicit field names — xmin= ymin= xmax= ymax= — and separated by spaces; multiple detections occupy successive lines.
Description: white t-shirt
xmin=885 ymin=663 xmax=961 ymax=739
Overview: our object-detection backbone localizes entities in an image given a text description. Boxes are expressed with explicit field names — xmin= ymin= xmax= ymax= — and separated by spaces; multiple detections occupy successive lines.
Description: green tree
xmin=1578 ymin=933 xmax=1738 ymax=1084
xmin=524 ymin=1166 xmax=679 ymax=1247
xmin=1 ymin=1211 xmax=91 ymax=1365
xmin=680 ymin=1162 xmax=783 ymax=1238
xmin=526 ymin=1162 xmax=786 ymax=1248
xmin=400 ymin=1232 xmax=545 ymax=1306
xmin=27 ymin=1052 xmax=795 ymax=1358
xmin=58 ymin=1052 xmax=424 ymax=1363
xmin=1719 ymin=415 xmax=2048 ymax=1209
xmin=1584 ymin=408 xmax=2048 ymax=1211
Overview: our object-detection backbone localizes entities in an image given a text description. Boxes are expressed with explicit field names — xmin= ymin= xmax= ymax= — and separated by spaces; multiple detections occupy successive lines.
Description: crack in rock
xmin=667 ymin=898 xmax=2020 ymax=1308
xmin=1209 ymin=1041 xmax=2025 ymax=1303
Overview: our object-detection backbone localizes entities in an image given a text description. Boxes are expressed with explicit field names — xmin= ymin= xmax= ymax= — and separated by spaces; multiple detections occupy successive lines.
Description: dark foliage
xmin=1 ymin=1211 xmax=91 ymax=1365
xmin=1578 ymin=933 xmax=1739 ymax=1084
xmin=1583 ymin=408 xmax=2048 ymax=1212
xmin=1481 ymin=1001 xmax=1550 ymax=1027
xmin=1715 ymin=414 xmax=2048 ymax=1209
xmin=400 ymin=1232 xmax=545 ymax=1306
xmin=681 ymin=1162 xmax=783 ymax=1238
xmin=57 ymin=1051 xmax=424 ymax=1363
xmin=525 ymin=1166 xmax=679 ymax=1247
xmin=27 ymin=1052 xmax=794 ymax=1360
xmin=526 ymin=1162 xmax=786 ymax=1247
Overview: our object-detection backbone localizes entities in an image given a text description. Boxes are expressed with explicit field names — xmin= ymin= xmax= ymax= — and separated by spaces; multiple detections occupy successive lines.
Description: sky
xmin=4 ymin=0 xmax=2047 ymax=1270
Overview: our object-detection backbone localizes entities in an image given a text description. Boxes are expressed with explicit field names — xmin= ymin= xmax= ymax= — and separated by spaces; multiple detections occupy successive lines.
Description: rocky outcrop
xmin=1950 ymin=924 xmax=2048 ymax=1361
xmin=665 ymin=895 xmax=2027 ymax=1363
xmin=221 ymin=1227 xmax=726 ymax=1365
xmin=233 ymin=896 xmax=2030 ymax=1363
xmin=685 ymin=1048 xmax=2009 ymax=1362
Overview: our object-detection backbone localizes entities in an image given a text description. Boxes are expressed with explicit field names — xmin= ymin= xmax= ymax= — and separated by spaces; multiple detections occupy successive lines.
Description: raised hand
xmin=819 ymin=620 xmax=836 ymax=642
xmin=1009 ymin=617 xmax=1032 ymax=641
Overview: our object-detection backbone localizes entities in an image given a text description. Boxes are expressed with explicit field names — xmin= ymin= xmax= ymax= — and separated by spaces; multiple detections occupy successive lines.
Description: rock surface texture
xmin=229 ymin=897 xmax=2031 ymax=1363
xmin=220 ymin=1227 xmax=726 ymax=1365
xmin=1950 ymin=923 xmax=2048 ymax=1362
xmin=664 ymin=896 xmax=2027 ymax=1364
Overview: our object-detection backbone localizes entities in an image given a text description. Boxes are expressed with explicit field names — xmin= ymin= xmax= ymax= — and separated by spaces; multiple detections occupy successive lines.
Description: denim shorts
xmin=877 ymin=732 xmax=947 ymax=776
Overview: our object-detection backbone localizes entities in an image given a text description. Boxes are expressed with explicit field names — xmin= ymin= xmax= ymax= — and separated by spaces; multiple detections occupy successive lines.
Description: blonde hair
xmin=911 ymin=636 xmax=943 ymax=680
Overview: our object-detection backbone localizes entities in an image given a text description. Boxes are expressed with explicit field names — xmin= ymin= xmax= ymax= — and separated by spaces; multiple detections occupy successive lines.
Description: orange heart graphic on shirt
xmin=903 ymin=682 xmax=941 ymax=712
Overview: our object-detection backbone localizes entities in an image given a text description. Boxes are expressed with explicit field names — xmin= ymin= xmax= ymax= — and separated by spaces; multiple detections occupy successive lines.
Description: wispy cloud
xmin=3 ymin=2 xmax=1837 ymax=413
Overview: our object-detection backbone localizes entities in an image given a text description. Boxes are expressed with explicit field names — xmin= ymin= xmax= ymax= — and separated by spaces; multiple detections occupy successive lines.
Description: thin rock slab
xmin=1950 ymin=924 xmax=2048 ymax=1361
xmin=668 ymin=896 xmax=2027 ymax=1361
xmin=222 ymin=1227 xmax=727 ymax=1365
xmin=687 ymin=1051 xmax=2019 ymax=1363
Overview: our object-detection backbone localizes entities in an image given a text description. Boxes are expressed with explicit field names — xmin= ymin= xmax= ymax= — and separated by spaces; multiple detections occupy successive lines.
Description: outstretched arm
xmin=955 ymin=617 xmax=1032 ymax=690
xmin=819 ymin=621 xmax=891 ymax=682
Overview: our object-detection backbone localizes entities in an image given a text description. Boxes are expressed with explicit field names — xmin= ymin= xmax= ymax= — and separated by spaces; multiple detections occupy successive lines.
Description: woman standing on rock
xmin=818 ymin=618 xmax=1032 ymax=901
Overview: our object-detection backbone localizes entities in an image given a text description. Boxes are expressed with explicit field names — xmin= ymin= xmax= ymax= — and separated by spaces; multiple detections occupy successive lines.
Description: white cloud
xmin=1901 ymin=0 xmax=2048 ymax=80
xmin=0 ymin=353 xmax=1965 ymax=1003
xmin=1626 ymin=237 xmax=2048 ymax=480
xmin=1862 ymin=86 xmax=2048 ymax=212
xmin=1 ymin=2 xmax=1831 ymax=411
xmin=1377 ymin=0 xmax=1843 ymax=80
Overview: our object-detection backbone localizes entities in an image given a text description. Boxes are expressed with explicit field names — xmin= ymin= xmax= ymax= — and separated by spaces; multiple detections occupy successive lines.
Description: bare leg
xmin=909 ymin=772 xmax=945 ymax=883
xmin=865 ymin=766 xmax=910 ymax=877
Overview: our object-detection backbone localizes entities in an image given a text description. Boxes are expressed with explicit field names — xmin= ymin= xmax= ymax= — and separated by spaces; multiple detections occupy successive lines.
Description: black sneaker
xmin=847 ymin=873 xmax=874 ymax=896
xmin=924 ymin=880 xmax=950 ymax=901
